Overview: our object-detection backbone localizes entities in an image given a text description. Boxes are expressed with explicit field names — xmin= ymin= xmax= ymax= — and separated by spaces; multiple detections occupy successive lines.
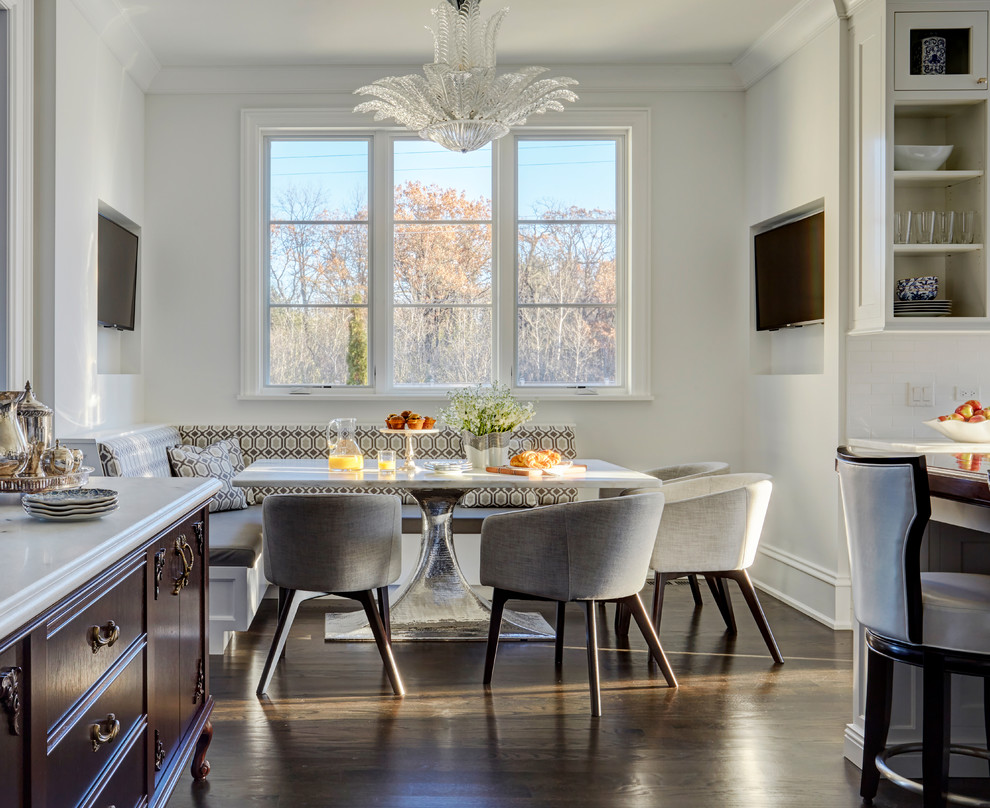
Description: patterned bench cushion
xmin=176 ymin=424 xmax=577 ymax=508
xmin=96 ymin=424 xmax=578 ymax=508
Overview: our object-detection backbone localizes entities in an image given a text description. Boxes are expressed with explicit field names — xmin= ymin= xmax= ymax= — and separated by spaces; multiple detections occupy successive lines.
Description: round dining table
xmin=232 ymin=458 xmax=661 ymax=642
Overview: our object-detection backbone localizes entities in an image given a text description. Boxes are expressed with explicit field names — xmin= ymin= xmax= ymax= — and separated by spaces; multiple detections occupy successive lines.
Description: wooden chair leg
xmin=555 ymin=601 xmax=566 ymax=667
xmin=257 ymin=588 xmax=303 ymax=696
xmin=377 ymin=586 xmax=391 ymax=643
xmin=860 ymin=646 xmax=893 ymax=802
xmin=730 ymin=570 xmax=783 ymax=663
xmin=583 ymin=600 xmax=602 ymax=717
xmin=483 ymin=588 xmax=509 ymax=685
xmin=922 ymin=651 xmax=951 ymax=808
xmin=621 ymin=593 xmax=677 ymax=688
xmin=652 ymin=573 xmax=673 ymax=631
xmin=687 ymin=574 xmax=703 ymax=607
xmin=707 ymin=575 xmax=736 ymax=633
xmin=613 ymin=600 xmax=632 ymax=636
xmin=354 ymin=590 xmax=405 ymax=696
xmin=985 ymin=676 xmax=990 ymax=776
xmin=277 ymin=586 xmax=291 ymax=660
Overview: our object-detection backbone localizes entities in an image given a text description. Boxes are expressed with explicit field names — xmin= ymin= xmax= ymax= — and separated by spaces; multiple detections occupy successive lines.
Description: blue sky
xmin=269 ymin=137 xmax=616 ymax=220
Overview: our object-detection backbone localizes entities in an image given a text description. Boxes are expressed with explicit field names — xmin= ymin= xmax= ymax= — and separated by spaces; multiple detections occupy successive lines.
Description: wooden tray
xmin=486 ymin=464 xmax=587 ymax=479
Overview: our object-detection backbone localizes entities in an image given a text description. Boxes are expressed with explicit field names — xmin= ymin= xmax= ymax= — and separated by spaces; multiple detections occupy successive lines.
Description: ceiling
xmin=113 ymin=0 xmax=806 ymax=69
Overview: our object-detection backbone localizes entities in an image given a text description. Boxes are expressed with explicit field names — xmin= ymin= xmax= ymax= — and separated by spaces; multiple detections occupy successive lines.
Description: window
xmin=241 ymin=109 xmax=650 ymax=399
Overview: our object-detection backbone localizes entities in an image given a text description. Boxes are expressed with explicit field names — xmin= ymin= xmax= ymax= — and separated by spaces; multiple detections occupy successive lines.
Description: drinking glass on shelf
xmin=894 ymin=211 xmax=912 ymax=244
xmin=957 ymin=210 xmax=977 ymax=244
xmin=936 ymin=210 xmax=955 ymax=244
xmin=914 ymin=210 xmax=936 ymax=244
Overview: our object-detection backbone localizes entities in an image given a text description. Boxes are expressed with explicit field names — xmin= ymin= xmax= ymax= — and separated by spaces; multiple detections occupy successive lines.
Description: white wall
xmin=35 ymin=0 xmax=145 ymax=434
xmin=743 ymin=18 xmax=851 ymax=628
xmin=141 ymin=84 xmax=749 ymax=471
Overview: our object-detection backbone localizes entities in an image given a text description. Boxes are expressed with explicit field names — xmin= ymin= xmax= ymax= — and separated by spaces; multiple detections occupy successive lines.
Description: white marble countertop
xmin=0 ymin=476 xmax=220 ymax=641
xmin=847 ymin=437 xmax=990 ymax=454
xmin=233 ymin=458 xmax=661 ymax=491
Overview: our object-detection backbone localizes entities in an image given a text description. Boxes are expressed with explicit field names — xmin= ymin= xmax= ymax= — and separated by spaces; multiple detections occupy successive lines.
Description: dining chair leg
xmin=652 ymin=573 xmax=674 ymax=632
xmin=354 ymin=589 xmax=405 ymax=696
xmin=257 ymin=588 xmax=304 ymax=696
xmin=613 ymin=601 xmax=631 ymax=636
xmin=687 ymin=574 xmax=704 ymax=607
xmin=277 ymin=586 xmax=291 ymax=660
xmin=984 ymin=676 xmax=990 ymax=776
xmin=555 ymin=601 xmax=566 ymax=667
xmin=861 ymin=646 xmax=894 ymax=801
xmin=707 ymin=575 xmax=736 ymax=633
xmin=729 ymin=570 xmax=783 ymax=663
xmin=377 ymin=586 xmax=391 ymax=643
xmin=583 ymin=600 xmax=602 ymax=717
xmin=483 ymin=588 xmax=509 ymax=685
xmin=922 ymin=651 xmax=951 ymax=808
xmin=621 ymin=593 xmax=677 ymax=688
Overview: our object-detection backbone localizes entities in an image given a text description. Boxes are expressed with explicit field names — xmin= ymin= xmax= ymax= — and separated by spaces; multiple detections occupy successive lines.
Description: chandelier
xmin=353 ymin=0 xmax=578 ymax=153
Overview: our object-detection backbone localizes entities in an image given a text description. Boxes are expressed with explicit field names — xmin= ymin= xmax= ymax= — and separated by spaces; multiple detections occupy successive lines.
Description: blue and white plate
xmin=23 ymin=488 xmax=118 ymax=507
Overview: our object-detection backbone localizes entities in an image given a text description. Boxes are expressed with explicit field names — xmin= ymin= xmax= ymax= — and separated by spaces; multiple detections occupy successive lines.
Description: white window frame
xmin=240 ymin=107 xmax=651 ymax=400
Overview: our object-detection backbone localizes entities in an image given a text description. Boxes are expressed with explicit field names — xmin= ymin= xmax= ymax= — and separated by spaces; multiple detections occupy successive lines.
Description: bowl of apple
xmin=925 ymin=399 xmax=990 ymax=443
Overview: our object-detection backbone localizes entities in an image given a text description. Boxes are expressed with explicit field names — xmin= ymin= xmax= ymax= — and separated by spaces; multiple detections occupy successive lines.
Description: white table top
xmin=233 ymin=458 xmax=661 ymax=491
xmin=847 ymin=437 xmax=990 ymax=454
xmin=0 ymin=476 xmax=220 ymax=641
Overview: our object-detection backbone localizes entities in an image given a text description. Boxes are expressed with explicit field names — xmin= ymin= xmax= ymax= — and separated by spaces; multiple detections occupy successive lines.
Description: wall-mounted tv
xmin=97 ymin=214 xmax=139 ymax=331
xmin=754 ymin=209 xmax=824 ymax=331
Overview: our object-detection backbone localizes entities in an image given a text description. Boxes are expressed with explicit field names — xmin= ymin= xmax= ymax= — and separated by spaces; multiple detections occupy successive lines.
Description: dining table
xmin=232 ymin=458 xmax=661 ymax=642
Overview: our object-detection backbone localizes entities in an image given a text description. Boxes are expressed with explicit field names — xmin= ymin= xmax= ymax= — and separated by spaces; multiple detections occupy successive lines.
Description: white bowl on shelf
xmin=894 ymin=145 xmax=954 ymax=171
xmin=924 ymin=417 xmax=990 ymax=443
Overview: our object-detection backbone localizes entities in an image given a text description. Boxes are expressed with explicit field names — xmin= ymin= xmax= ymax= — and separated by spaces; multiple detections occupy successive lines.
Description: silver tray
xmin=0 ymin=466 xmax=95 ymax=494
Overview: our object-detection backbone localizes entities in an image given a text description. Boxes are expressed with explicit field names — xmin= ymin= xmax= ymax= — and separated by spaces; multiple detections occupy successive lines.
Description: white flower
xmin=438 ymin=383 xmax=535 ymax=435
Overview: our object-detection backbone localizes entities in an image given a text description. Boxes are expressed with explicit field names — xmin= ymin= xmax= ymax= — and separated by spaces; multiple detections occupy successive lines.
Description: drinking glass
xmin=377 ymin=450 xmax=396 ymax=472
xmin=914 ymin=210 xmax=936 ymax=244
xmin=957 ymin=210 xmax=977 ymax=244
xmin=894 ymin=211 xmax=912 ymax=244
xmin=936 ymin=210 xmax=955 ymax=244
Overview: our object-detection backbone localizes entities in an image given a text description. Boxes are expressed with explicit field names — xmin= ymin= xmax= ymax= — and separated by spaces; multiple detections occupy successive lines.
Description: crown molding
xmin=732 ymin=0 xmax=840 ymax=89
xmin=147 ymin=63 xmax=744 ymax=95
xmin=70 ymin=0 xmax=160 ymax=91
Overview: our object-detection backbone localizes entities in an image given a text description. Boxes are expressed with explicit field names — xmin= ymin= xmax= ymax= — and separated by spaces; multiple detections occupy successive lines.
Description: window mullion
xmin=372 ymin=132 xmax=391 ymax=393
xmin=495 ymin=135 xmax=516 ymax=387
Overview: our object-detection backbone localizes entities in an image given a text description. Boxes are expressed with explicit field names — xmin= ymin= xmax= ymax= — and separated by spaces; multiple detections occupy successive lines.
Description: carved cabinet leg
xmin=190 ymin=719 xmax=213 ymax=781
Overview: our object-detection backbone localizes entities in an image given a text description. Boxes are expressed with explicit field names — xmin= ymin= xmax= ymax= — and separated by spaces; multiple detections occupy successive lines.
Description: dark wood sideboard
xmin=0 ymin=500 xmax=214 ymax=807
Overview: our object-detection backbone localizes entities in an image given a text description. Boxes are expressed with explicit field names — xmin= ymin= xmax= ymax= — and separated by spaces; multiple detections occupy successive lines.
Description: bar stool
xmin=836 ymin=447 xmax=990 ymax=807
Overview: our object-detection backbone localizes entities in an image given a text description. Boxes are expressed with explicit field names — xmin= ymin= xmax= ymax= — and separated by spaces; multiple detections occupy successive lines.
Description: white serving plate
xmin=23 ymin=505 xmax=119 ymax=522
xmin=24 ymin=500 xmax=119 ymax=515
xmin=22 ymin=487 xmax=118 ymax=506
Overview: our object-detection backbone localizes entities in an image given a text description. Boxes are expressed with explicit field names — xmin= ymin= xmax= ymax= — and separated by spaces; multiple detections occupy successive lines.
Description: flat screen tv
xmin=97 ymin=214 xmax=139 ymax=331
xmin=754 ymin=210 xmax=824 ymax=331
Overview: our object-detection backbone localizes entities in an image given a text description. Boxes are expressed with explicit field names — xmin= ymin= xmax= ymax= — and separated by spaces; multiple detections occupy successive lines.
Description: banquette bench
xmin=66 ymin=423 xmax=577 ymax=655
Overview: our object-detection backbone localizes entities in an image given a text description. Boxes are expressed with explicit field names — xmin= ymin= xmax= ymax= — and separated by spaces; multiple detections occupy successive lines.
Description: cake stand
xmin=379 ymin=428 xmax=439 ymax=472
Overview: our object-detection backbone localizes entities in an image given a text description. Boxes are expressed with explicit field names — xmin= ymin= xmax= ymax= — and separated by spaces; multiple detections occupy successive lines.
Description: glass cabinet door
xmin=894 ymin=11 xmax=988 ymax=91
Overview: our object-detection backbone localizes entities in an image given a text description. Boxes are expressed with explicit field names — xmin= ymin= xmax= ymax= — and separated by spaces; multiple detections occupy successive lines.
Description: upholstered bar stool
xmin=480 ymin=493 xmax=677 ymax=717
xmin=256 ymin=493 xmax=405 ymax=697
xmin=836 ymin=447 xmax=990 ymax=807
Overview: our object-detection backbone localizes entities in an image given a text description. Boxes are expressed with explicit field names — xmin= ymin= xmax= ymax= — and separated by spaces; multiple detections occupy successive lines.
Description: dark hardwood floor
xmin=167 ymin=583 xmax=982 ymax=807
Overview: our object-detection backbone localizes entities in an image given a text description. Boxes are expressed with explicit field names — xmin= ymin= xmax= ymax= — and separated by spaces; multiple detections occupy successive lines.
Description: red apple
xmin=949 ymin=413 xmax=966 ymax=421
xmin=965 ymin=399 xmax=983 ymax=411
xmin=969 ymin=414 xmax=987 ymax=422
xmin=956 ymin=404 xmax=975 ymax=418
xmin=938 ymin=415 xmax=951 ymax=421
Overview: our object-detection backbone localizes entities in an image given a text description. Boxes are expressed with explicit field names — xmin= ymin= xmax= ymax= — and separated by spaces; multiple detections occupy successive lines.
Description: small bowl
xmin=925 ymin=418 xmax=990 ymax=443
xmin=893 ymin=145 xmax=953 ymax=171
xmin=896 ymin=276 xmax=938 ymax=301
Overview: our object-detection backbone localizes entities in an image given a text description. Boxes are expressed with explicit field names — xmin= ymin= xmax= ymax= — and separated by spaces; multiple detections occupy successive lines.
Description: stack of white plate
xmin=22 ymin=488 xmax=119 ymax=521
xmin=894 ymin=299 xmax=952 ymax=317
xmin=422 ymin=460 xmax=473 ymax=476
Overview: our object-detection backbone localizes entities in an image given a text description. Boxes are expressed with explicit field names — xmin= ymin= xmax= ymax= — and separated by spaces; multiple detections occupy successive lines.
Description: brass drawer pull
xmin=88 ymin=620 xmax=120 ymax=654
xmin=172 ymin=536 xmax=195 ymax=595
xmin=89 ymin=713 xmax=120 ymax=752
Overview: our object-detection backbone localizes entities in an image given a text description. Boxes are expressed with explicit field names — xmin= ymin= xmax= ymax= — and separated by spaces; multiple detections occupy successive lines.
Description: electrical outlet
xmin=907 ymin=383 xmax=934 ymax=408
xmin=955 ymin=385 xmax=981 ymax=402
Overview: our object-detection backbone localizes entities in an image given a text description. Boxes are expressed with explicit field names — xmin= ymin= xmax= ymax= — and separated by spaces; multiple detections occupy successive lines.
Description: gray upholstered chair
xmin=836 ymin=447 xmax=990 ymax=806
xmin=480 ymin=493 xmax=677 ymax=716
xmin=256 ymin=493 xmax=404 ymax=697
xmin=621 ymin=461 xmax=730 ymax=611
xmin=617 ymin=472 xmax=782 ymax=664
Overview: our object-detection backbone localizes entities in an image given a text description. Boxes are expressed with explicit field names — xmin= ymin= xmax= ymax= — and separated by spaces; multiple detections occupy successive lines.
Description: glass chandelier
xmin=354 ymin=0 xmax=578 ymax=153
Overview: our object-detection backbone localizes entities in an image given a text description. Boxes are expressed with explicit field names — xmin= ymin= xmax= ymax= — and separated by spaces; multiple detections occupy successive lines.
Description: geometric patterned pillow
xmin=167 ymin=441 xmax=248 ymax=512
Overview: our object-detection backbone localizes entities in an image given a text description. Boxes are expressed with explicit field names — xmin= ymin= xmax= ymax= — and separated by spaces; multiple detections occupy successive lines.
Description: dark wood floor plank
xmin=165 ymin=583 xmax=987 ymax=808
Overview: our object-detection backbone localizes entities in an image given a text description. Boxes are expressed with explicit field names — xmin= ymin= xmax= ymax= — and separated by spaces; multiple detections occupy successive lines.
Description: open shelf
xmin=894 ymin=242 xmax=984 ymax=254
xmin=894 ymin=169 xmax=984 ymax=187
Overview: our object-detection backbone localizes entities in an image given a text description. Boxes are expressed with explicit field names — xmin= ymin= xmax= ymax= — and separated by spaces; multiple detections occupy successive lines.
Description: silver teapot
xmin=0 ymin=400 xmax=29 ymax=477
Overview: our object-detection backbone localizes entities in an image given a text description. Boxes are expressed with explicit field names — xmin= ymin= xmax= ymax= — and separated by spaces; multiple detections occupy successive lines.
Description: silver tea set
xmin=0 ymin=382 xmax=82 ymax=478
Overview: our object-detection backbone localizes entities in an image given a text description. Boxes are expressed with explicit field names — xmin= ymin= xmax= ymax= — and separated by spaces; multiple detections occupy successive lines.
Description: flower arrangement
xmin=439 ymin=383 xmax=535 ymax=436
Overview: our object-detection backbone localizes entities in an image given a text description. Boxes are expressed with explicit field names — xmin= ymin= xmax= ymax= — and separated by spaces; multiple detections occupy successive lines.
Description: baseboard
xmin=752 ymin=543 xmax=852 ymax=630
